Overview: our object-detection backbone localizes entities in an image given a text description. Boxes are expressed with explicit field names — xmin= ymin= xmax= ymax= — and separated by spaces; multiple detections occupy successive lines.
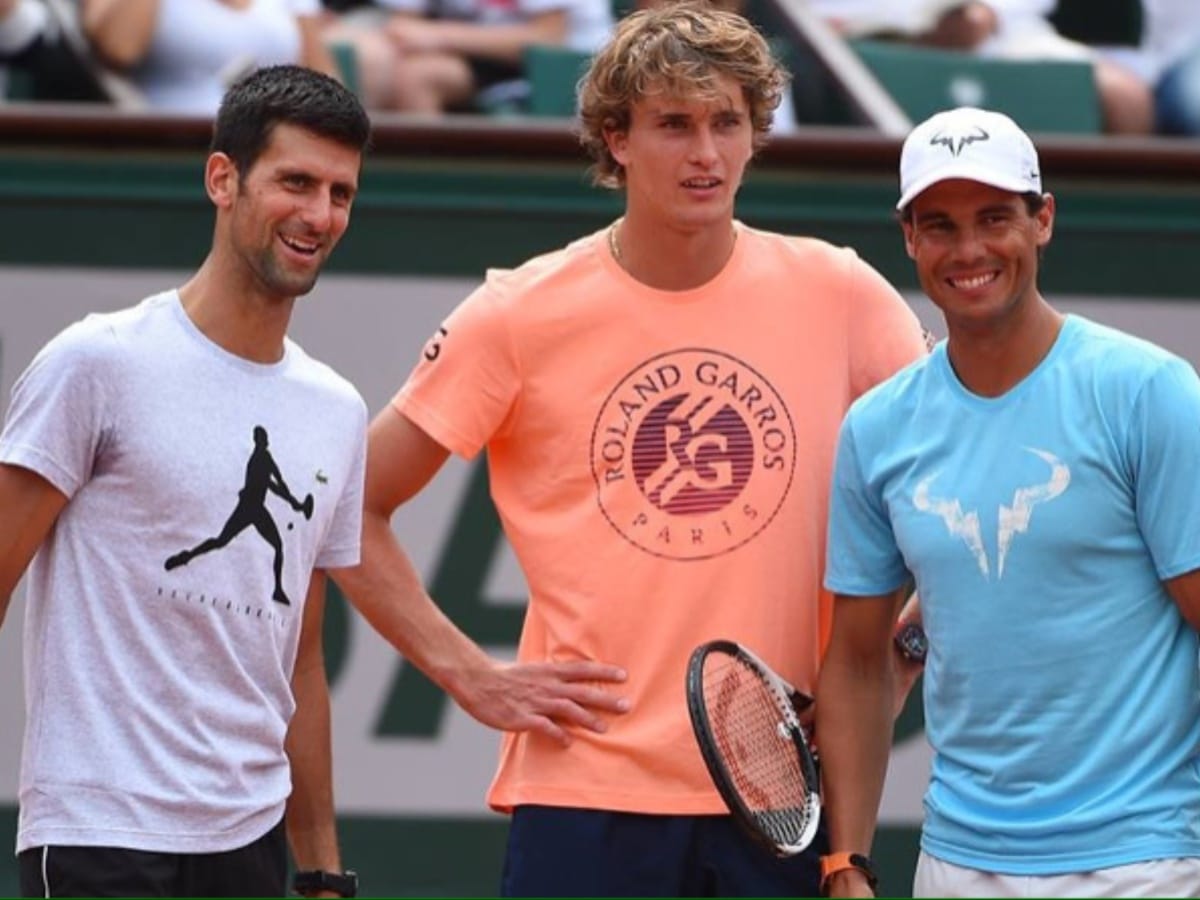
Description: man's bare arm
xmin=285 ymin=571 xmax=342 ymax=875
xmin=332 ymin=407 xmax=628 ymax=747
xmin=0 ymin=463 xmax=68 ymax=629
xmin=1164 ymin=568 xmax=1200 ymax=634
xmin=816 ymin=587 xmax=908 ymax=898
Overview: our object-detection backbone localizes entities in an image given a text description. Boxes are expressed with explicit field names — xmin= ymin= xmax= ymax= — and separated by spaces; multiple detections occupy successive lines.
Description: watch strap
xmin=292 ymin=869 xmax=358 ymax=898
xmin=819 ymin=852 xmax=878 ymax=895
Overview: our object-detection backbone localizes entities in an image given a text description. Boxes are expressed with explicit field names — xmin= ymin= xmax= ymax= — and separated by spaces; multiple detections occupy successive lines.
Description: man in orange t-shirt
xmin=332 ymin=3 xmax=926 ymax=894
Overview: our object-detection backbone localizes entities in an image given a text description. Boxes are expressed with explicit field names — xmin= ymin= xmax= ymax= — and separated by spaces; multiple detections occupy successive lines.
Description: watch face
xmin=894 ymin=622 xmax=928 ymax=663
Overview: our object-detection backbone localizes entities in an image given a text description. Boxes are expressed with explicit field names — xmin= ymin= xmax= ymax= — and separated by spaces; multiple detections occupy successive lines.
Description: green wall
xmin=2 ymin=145 xmax=1199 ymax=296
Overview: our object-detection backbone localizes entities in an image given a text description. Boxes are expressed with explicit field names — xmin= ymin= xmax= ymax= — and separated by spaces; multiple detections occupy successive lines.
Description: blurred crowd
xmin=0 ymin=0 xmax=1197 ymax=136
xmin=813 ymin=0 xmax=1200 ymax=135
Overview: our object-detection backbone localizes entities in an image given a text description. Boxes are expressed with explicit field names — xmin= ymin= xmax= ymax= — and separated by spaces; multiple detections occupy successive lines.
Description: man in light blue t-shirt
xmin=815 ymin=107 xmax=1200 ymax=898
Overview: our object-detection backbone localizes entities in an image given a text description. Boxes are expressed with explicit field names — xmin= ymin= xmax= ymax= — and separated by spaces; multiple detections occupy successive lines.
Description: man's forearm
xmin=286 ymin=572 xmax=341 ymax=874
xmin=816 ymin=642 xmax=895 ymax=855
xmin=333 ymin=507 xmax=629 ymax=744
xmin=285 ymin=653 xmax=341 ymax=872
xmin=332 ymin=510 xmax=492 ymax=700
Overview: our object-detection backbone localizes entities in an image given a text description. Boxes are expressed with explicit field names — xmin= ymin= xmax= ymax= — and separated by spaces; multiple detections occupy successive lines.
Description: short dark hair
xmin=211 ymin=65 xmax=371 ymax=175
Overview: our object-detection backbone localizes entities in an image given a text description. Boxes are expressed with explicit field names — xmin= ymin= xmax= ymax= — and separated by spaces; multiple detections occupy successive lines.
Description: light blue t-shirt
xmin=826 ymin=315 xmax=1200 ymax=874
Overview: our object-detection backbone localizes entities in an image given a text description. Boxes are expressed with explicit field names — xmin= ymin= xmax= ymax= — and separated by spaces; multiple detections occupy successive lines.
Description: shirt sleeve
xmin=1127 ymin=355 xmax=1200 ymax=580
xmin=393 ymin=279 xmax=522 ymax=460
xmin=846 ymin=252 xmax=927 ymax=399
xmin=0 ymin=319 xmax=114 ymax=498
xmin=824 ymin=414 xmax=910 ymax=596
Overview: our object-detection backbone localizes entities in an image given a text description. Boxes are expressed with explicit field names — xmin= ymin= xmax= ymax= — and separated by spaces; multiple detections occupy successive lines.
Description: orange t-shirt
xmin=395 ymin=224 xmax=925 ymax=814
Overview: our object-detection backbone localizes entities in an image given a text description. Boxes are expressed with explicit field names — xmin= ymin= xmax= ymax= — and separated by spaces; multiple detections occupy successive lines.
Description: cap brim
xmin=897 ymin=161 xmax=1039 ymax=211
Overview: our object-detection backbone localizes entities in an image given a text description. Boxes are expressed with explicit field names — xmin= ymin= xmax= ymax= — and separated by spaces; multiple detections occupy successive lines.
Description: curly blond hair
xmin=578 ymin=1 xmax=789 ymax=189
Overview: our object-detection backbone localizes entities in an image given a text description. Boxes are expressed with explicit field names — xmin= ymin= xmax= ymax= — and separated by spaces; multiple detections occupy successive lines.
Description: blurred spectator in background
xmin=1 ymin=0 xmax=44 ymax=58
xmin=812 ymin=0 xmax=1154 ymax=133
xmin=321 ymin=0 xmax=611 ymax=113
xmin=812 ymin=0 xmax=999 ymax=48
xmin=1 ymin=0 xmax=135 ymax=101
xmin=1093 ymin=0 xmax=1200 ymax=135
xmin=81 ymin=0 xmax=341 ymax=114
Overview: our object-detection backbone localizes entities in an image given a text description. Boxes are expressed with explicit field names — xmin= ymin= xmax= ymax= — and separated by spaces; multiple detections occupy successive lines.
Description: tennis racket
xmin=686 ymin=639 xmax=821 ymax=857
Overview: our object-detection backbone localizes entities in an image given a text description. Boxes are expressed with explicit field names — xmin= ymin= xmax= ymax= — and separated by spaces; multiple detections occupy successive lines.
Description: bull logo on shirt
xmin=913 ymin=448 xmax=1070 ymax=579
xmin=590 ymin=348 xmax=795 ymax=561
xmin=929 ymin=125 xmax=989 ymax=157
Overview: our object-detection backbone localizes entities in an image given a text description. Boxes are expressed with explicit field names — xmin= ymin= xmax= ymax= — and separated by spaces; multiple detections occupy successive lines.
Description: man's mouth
xmin=280 ymin=234 xmax=320 ymax=257
xmin=947 ymin=271 xmax=999 ymax=290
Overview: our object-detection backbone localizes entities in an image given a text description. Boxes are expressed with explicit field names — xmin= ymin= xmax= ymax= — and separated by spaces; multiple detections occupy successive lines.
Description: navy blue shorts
xmin=501 ymin=805 xmax=827 ymax=897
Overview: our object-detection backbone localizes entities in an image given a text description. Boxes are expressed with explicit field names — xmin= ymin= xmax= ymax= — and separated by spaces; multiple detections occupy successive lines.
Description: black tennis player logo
xmin=930 ymin=124 xmax=989 ymax=157
xmin=164 ymin=425 xmax=313 ymax=605
xmin=591 ymin=349 xmax=796 ymax=561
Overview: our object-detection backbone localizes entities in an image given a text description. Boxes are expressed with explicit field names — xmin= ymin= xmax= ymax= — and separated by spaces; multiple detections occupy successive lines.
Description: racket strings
xmin=703 ymin=656 xmax=816 ymax=847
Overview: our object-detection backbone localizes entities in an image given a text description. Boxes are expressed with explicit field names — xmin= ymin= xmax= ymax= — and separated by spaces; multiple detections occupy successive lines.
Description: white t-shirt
xmin=134 ymin=0 xmax=320 ymax=113
xmin=0 ymin=291 xmax=366 ymax=853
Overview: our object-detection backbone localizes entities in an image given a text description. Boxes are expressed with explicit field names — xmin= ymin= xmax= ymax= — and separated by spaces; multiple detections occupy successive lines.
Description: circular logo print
xmin=590 ymin=349 xmax=796 ymax=560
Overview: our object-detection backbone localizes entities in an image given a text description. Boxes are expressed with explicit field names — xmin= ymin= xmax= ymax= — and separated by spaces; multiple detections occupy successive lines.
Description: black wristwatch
xmin=293 ymin=869 xmax=358 ymax=898
xmin=894 ymin=621 xmax=928 ymax=664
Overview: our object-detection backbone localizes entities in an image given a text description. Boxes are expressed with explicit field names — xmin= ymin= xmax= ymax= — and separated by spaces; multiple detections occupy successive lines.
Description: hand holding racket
xmin=686 ymin=640 xmax=821 ymax=857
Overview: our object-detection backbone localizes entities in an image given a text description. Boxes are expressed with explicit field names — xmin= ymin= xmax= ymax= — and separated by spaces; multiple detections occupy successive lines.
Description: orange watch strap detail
xmin=819 ymin=852 xmax=878 ymax=894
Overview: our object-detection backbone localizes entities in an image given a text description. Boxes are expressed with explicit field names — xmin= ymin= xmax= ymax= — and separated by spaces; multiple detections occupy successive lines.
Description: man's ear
xmin=901 ymin=220 xmax=917 ymax=261
xmin=603 ymin=125 xmax=629 ymax=168
xmin=1035 ymin=192 xmax=1055 ymax=248
xmin=206 ymin=152 xmax=239 ymax=209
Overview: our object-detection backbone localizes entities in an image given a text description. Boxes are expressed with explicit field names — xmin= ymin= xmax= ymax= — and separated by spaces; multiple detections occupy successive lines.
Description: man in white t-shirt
xmin=0 ymin=65 xmax=369 ymax=899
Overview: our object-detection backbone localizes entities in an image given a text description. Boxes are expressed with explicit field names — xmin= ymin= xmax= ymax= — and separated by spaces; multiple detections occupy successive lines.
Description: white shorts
xmin=914 ymin=850 xmax=1200 ymax=898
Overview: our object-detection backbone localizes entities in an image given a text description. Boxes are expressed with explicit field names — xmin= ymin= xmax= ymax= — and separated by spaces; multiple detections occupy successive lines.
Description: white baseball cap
xmin=897 ymin=107 xmax=1042 ymax=210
